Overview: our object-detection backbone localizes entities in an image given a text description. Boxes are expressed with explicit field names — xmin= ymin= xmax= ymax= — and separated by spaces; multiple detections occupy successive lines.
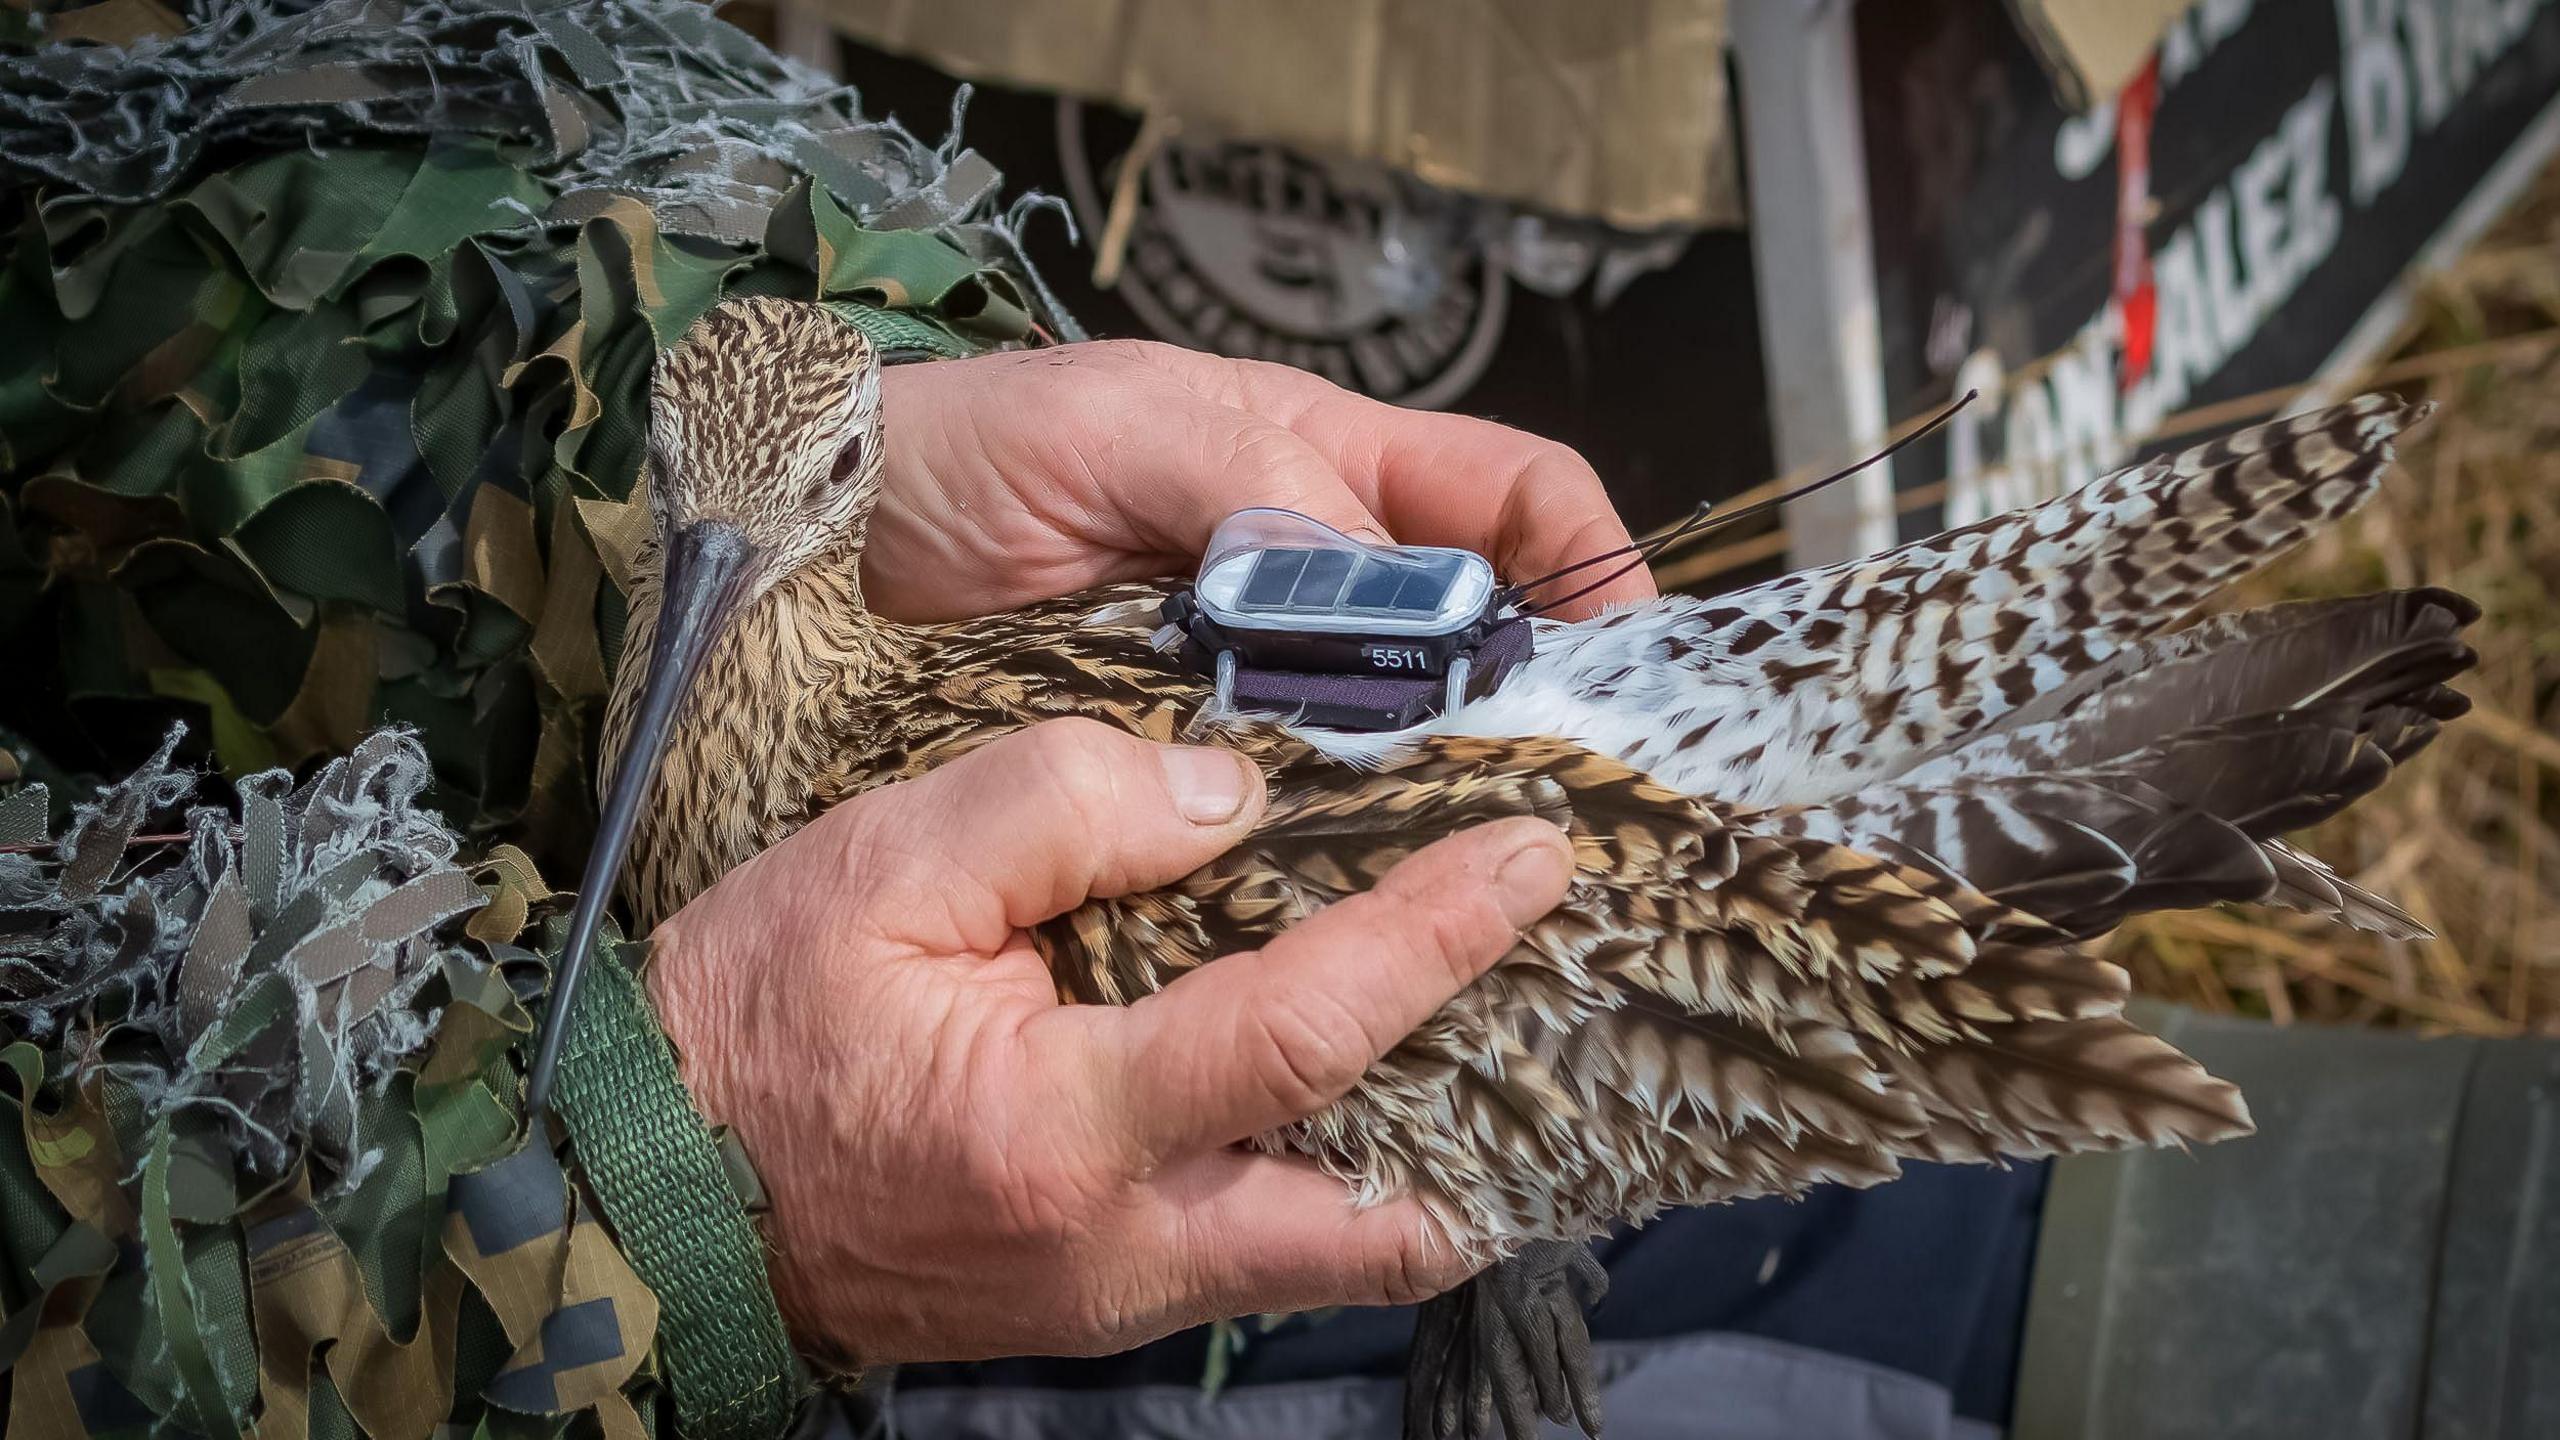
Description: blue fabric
xmin=898 ymin=1159 xmax=2050 ymax=1427
xmin=875 ymin=1333 xmax=2001 ymax=1440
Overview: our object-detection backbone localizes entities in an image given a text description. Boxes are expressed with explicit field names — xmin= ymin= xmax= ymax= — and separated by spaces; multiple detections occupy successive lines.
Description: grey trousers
xmin=835 ymin=1005 xmax=2560 ymax=1440
xmin=875 ymin=1333 xmax=1997 ymax=1440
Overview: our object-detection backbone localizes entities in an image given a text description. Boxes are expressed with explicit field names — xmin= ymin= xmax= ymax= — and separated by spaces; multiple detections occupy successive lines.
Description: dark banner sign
xmin=1859 ymin=0 xmax=2560 ymax=539
xmin=840 ymin=41 xmax=1779 ymax=544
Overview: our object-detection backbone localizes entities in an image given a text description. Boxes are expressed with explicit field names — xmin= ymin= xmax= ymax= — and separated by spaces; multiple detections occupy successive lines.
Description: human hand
xmin=644 ymin=718 xmax=1576 ymax=1365
xmin=862 ymin=340 xmax=1656 ymax=623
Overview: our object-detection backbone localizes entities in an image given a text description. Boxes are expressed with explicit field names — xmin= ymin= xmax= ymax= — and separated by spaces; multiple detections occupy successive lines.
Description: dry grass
xmin=2111 ymin=154 xmax=2560 ymax=1037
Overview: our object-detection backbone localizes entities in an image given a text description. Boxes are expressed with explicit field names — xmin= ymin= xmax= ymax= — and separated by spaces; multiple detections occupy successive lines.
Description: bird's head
xmin=646 ymin=294 xmax=885 ymax=609
xmin=526 ymin=294 xmax=884 ymax=1115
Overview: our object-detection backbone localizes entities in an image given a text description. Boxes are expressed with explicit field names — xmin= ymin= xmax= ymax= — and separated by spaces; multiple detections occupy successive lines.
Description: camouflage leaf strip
xmin=528 ymin=493 xmax=608 ymax=702
xmin=0 ymin=783 xmax=47 ymax=847
xmin=243 ymin=783 xmax=286 ymax=922
xmin=25 ymin=0 xmax=185 ymax=46
xmin=462 ymin=484 xmax=546 ymax=623
xmin=4 ymin=1323 xmax=138 ymax=1440
xmin=285 ymin=868 xmax=484 ymax=990
xmin=446 ymin=1145 xmax=661 ymax=1419
xmin=572 ymin=484 xmax=650 ymax=599
xmin=177 ymin=872 xmax=254 ymax=1038
xmin=142 ymin=1123 xmax=244 ymax=1440
xmin=359 ymin=869 xmax=487 ymax=948
xmin=58 ymin=776 xmax=152 ymax=905
xmin=349 ymin=140 xmax=552 ymax=275
xmin=244 ymin=1188 xmax=463 ymax=1440
xmin=482 ymin=1206 xmax=657 ymax=1418
xmin=465 ymin=844 xmax=552 ymax=946
xmin=0 ymin=1045 xmax=132 ymax=1238
xmin=0 ymin=1221 xmax=114 ymax=1373
xmin=262 ymin=611 xmax=380 ymax=769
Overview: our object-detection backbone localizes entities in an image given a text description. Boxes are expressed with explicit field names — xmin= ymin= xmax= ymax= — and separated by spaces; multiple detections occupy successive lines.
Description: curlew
xmin=530 ymin=297 xmax=2476 ymax=1440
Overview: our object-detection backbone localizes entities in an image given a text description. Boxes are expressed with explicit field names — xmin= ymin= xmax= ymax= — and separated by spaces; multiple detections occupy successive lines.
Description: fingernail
xmin=1163 ymin=746 xmax=1255 ymax=824
xmin=1347 ymin=524 xmax=1393 ymax=546
xmin=1495 ymin=832 xmax=1574 ymax=927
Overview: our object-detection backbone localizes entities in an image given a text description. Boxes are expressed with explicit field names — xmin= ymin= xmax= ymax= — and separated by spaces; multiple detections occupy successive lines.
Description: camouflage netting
xmin=0 ymin=3 xmax=1067 ymax=1435
xmin=0 ymin=723 xmax=684 ymax=1439
xmin=0 ymin=0 xmax=1069 ymax=879
xmin=7 ymin=726 xmax=495 ymax=1178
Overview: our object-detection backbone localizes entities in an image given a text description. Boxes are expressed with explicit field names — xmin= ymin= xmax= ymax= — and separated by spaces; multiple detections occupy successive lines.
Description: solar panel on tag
xmin=1345 ymin=557 xmax=1411 ymax=610
xmin=1231 ymin=550 xmax=1468 ymax=618
xmin=1239 ymin=549 xmax=1310 ymax=608
xmin=1292 ymin=548 xmax=1355 ymax=607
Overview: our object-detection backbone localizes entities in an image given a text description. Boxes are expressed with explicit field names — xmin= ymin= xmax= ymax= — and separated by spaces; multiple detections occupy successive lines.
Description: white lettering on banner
xmin=2343 ymin=0 xmax=2413 ymax=201
xmin=2197 ymin=191 xmax=2256 ymax=354
xmin=1943 ymin=0 xmax=2552 ymax=526
xmin=2342 ymin=0 xmax=2556 ymax=203
xmin=1948 ymin=80 xmax=2341 ymax=524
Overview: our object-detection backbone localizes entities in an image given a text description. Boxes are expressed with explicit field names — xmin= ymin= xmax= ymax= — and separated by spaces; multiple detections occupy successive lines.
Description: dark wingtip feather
xmin=2411 ymin=584 xmax=2484 ymax=627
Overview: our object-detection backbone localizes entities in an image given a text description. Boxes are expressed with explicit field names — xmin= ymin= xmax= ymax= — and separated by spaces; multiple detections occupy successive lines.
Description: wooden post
xmin=1731 ymin=0 xmax=1898 ymax=565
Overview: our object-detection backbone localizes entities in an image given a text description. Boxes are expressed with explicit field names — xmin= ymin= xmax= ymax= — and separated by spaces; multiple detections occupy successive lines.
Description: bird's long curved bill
xmin=525 ymin=519 xmax=756 ymax=1118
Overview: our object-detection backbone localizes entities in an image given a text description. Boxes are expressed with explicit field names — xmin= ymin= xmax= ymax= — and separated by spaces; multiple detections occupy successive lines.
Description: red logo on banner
xmin=2113 ymin=55 xmax=2161 ymax=393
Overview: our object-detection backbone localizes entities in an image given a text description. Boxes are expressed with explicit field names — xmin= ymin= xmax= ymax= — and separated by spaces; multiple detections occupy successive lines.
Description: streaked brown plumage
xmin=594 ymin=297 xmax=2472 ymax=1433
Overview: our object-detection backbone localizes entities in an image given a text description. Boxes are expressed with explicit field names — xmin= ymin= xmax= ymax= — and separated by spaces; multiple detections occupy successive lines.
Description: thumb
xmin=1109 ymin=815 xmax=1575 ymax=1164
xmin=838 ymin=718 xmax=1268 ymax=950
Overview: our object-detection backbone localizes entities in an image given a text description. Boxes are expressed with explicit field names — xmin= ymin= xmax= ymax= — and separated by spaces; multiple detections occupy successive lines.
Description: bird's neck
xmin=609 ymin=539 xmax=910 ymax=926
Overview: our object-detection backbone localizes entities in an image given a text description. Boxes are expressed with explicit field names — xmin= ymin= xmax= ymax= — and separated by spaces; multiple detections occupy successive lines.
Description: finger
xmin=1112 ymin=815 xmax=1574 ymax=1158
xmin=832 ymin=719 xmax=1266 ymax=949
xmin=1089 ymin=392 xmax=1392 ymax=566
xmin=871 ymin=354 xmax=1392 ymax=618
xmin=1340 ymin=409 xmax=1654 ymax=619
xmin=1163 ymin=1148 xmax=1483 ymax=1317
xmin=1224 ymin=369 xmax=1658 ymax=618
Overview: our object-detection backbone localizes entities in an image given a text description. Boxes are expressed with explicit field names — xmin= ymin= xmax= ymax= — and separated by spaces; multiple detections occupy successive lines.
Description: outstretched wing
xmin=1775 ymin=588 xmax=2476 ymax=939
xmin=1036 ymin=733 xmax=2250 ymax=1250
xmin=1447 ymin=394 xmax=2435 ymax=809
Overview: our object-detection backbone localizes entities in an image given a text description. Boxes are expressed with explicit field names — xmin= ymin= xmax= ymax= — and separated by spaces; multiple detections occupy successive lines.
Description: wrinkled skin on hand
xmin=648 ymin=720 xmax=1576 ymax=1364
xmin=862 ymin=339 xmax=1657 ymax=624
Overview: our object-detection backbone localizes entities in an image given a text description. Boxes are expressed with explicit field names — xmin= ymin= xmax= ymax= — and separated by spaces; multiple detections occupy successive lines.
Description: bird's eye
xmin=826 ymin=432 xmax=865 ymax=491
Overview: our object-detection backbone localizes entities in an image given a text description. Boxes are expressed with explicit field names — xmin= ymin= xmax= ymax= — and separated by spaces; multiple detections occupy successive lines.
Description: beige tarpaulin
xmin=806 ymin=0 xmax=2192 ymax=226
xmin=809 ymin=0 xmax=1739 ymax=230
xmin=2005 ymin=0 xmax=2196 ymax=110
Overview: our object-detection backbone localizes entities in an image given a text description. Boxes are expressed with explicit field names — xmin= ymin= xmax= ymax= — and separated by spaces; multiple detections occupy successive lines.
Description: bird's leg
xmin=1404 ymin=1240 xmax=1610 ymax=1440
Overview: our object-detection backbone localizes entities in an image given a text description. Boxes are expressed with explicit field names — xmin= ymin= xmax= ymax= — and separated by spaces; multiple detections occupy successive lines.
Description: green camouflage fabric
xmin=0 ymin=2 xmax=1082 ymax=1436
xmin=0 ymin=0 xmax=1067 ymax=882
xmin=0 ymin=724 xmax=704 ymax=1440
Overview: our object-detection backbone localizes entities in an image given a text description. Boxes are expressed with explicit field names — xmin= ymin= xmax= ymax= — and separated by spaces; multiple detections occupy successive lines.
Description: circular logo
xmin=1059 ymin=101 xmax=1508 ymax=409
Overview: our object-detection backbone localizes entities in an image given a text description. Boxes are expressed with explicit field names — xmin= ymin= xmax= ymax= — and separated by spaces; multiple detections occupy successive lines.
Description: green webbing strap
xmin=822 ymin=299 xmax=982 ymax=362
xmin=553 ymin=939 xmax=805 ymax=1440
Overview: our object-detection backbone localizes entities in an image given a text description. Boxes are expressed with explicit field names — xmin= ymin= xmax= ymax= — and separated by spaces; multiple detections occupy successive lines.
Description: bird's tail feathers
xmin=1785 ymin=691 xmax=2440 ymax=938
xmin=1908 ymin=587 xmax=2478 ymax=777
xmin=1829 ymin=585 xmax=2477 ymax=937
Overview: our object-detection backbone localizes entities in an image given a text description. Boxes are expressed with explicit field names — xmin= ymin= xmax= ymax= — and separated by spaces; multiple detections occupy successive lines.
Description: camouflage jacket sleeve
xmin=0 ymin=4 xmax=1075 ymax=1436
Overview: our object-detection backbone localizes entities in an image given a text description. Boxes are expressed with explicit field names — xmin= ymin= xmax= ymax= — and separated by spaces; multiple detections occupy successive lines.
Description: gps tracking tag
xmin=1160 ymin=509 xmax=1533 ymax=731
